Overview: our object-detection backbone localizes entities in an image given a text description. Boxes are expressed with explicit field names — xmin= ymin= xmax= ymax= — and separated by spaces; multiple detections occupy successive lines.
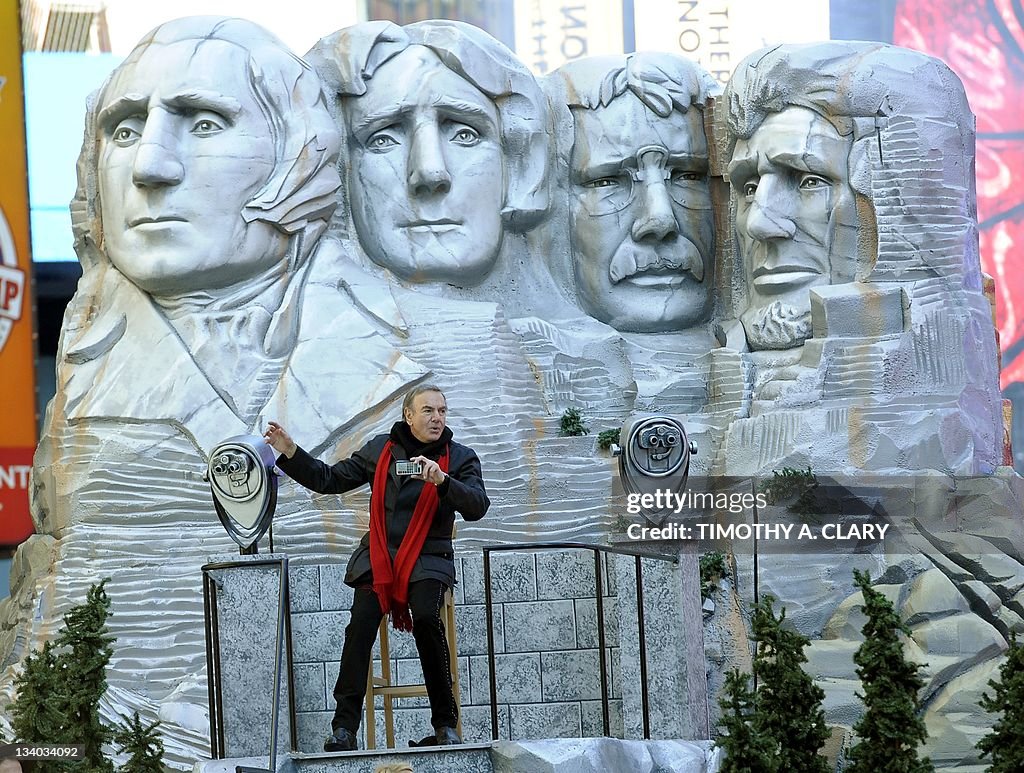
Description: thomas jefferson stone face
xmin=97 ymin=40 xmax=289 ymax=295
xmin=345 ymin=45 xmax=504 ymax=285
xmin=729 ymin=106 xmax=858 ymax=349
xmin=569 ymin=94 xmax=713 ymax=332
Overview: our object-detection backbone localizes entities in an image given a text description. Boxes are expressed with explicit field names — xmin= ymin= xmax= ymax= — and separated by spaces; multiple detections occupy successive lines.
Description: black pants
xmin=331 ymin=579 xmax=458 ymax=733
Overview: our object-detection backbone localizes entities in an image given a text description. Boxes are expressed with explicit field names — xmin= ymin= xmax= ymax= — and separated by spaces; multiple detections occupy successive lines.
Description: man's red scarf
xmin=369 ymin=440 xmax=450 ymax=631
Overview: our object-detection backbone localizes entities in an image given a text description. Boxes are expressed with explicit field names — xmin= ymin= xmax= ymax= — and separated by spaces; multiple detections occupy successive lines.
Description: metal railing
xmin=480 ymin=542 xmax=679 ymax=741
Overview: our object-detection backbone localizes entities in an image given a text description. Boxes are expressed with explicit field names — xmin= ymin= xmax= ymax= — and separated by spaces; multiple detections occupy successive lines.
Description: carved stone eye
xmin=451 ymin=127 xmax=480 ymax=145
xmin=799 ymin=174 xmax=828 ymax=190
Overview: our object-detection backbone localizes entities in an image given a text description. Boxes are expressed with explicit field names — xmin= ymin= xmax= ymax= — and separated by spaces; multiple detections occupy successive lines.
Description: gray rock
xmin=491 ymin=738 xmax=718 ymax=773
xmin=910 ymin=613 xmax=1006 ymax=660
xmin=961 ymin=580 xmax=1002 ymax=615
xmin=922 ymin=658 xmax=1005 ymax=768
xmin=805 ymin=639 xmax=860 ymax=680
xmin=900 ymin=568 xmax=969 ymax=626
xmin=917 ymin=533 xmax=1024 ymax=597
xmin=997 ymin=606 xmax=1024 ymax=634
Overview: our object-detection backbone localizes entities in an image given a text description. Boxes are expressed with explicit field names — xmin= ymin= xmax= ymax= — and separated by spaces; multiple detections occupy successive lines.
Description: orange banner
xmin=0 ymin=0 xmax=37 ymax=548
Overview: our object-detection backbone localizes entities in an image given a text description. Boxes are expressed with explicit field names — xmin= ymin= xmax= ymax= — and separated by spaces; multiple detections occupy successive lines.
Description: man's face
xmin=568 ymin=96 xmax=713 ymax=332
xmin=405 ymin=390 xmax=448 ymax=443
xmin=729 ymin=106 xmax=859 ymax=349
xmin=346 ymin=46 xmax=504 ymax=285
xmin=97 ymin=40 xmax=288 ymax=296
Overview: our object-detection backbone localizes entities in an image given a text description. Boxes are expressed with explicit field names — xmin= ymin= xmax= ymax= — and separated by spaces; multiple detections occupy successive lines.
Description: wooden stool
xmin=364 ymin=588 xmax=462 ymax=749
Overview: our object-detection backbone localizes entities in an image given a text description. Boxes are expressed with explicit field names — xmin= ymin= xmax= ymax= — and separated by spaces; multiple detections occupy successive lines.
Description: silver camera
xmin=396 ymin=460 xmax=423 ymax=476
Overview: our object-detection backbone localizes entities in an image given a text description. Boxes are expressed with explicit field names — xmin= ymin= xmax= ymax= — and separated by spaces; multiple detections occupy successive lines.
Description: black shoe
xmin=323 ymin=727 xmax=358 ymax=752
xmin=434 ymin=726 xmax=462 ymax=745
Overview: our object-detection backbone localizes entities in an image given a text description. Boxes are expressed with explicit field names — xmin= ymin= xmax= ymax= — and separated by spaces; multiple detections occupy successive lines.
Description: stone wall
xmin=282 ymin=548 xmax=698 ymax=752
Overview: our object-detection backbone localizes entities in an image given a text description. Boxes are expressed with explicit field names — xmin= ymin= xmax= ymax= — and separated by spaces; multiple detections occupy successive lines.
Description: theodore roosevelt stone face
xmin=568 ymin=93 xmax=713 ymax=332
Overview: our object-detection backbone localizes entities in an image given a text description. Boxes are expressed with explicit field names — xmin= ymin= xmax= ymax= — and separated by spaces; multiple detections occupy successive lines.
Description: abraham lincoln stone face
xmin=729 ymin=105 xmax=858 ymax=349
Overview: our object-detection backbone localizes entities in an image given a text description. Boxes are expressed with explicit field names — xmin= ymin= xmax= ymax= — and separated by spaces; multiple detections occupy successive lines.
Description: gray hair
xmin=402 ymin=384 xmax=446 ymax=419
xmin=72 ymin=16 xmax=341 ymax=272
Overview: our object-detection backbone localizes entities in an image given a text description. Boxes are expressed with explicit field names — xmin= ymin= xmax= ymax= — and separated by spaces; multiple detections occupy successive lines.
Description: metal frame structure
xmin=480 ymin=541 xmax=678 ymax=741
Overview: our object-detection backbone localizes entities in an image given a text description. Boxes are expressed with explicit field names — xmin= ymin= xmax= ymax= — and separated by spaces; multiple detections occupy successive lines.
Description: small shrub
xmin=759 ymin=466 xmax=821 ymax=516
xmin=718 ymin=668 xmax=778 ymax=773
xmin=611 ymin=514 xmax=631 ymax=533
xmin=597 ymin=428 xmax=620 ymax=450
xmin=114 ymin=712 xmax=164 ymax=773
xmin=715 ymin=596 xmax=830 ymax=772
xmin=751 ymin=596 xmax=829 ymax=773
xmin=559 ymin=407 xmax=589 ymax=436
xmin=700 ymin=551 xmax=727 ymax=600
xmin=846 ymin=570 xmax=932 ymax=773
xmin=9 ymin=580 xmax=115 ymax=773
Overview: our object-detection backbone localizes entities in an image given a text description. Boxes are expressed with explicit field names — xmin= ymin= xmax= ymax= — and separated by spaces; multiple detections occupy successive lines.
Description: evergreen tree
xmin=9 ymin=640 xmax=68 ymax=749
xmin=847 ymin=569 xmax=932 ymax=773
xmin=6 ymin=580 xmax=115 ymax=773
xmin=53 ymin=581 xmax=115 ymax=772
xmin=751 ymin=595 xmax=830 ymax=773
xmin=977 ymin=633 xmax=1024 ymax=772
xmin=717 ymin=668 xmax=778 ymax=773
xmin=716 ymin=595 xmax=831 ymax=771
xmin=113 ymin=713 xmax=164 ymax=773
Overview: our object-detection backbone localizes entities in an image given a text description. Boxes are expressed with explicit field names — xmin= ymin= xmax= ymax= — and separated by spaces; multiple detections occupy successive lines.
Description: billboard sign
xmin=0 ymin=1 xmax=38 ymax=548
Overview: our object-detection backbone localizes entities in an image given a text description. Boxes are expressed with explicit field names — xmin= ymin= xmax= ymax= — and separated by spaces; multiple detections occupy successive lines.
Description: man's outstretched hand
xmin=264 ymin=421 xmax=298 ymax=459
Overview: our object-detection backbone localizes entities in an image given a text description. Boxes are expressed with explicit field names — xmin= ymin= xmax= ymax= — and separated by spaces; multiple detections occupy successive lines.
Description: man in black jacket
xmin=264 ymin=384 xmax=489 ymax=751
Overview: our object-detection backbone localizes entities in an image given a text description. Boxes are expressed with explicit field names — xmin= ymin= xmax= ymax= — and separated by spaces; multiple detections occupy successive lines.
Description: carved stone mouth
xmin=128 ymin=215 xmax=187 ymax=227
xmin=403 ymin=218 xmax=462 ymax=233
xmin=610 ymin=249 xmax=705 ymax=284
xmin=752 ymin=265 xmax=822 ymax=290
xmin=625 ymin=272 xmax=692 ymax=288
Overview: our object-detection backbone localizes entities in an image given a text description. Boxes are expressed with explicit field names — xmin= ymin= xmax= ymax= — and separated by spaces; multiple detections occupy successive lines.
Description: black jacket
xmin=277 ymin=423 xmax=489 ymax=586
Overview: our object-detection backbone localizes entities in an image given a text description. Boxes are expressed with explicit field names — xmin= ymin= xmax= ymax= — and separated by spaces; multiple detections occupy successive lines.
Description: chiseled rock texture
xmin=800 ymin=472 xmax=1024 ymax=767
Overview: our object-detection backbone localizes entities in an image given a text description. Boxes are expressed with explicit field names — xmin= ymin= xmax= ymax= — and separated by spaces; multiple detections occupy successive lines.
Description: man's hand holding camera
xmin=409 ymin=456 xmax=447 ymax=486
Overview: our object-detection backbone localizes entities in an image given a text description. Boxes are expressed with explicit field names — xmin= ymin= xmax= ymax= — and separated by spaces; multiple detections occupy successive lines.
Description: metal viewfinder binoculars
xmin=204 ymin=435 xmax=279 ymax=553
